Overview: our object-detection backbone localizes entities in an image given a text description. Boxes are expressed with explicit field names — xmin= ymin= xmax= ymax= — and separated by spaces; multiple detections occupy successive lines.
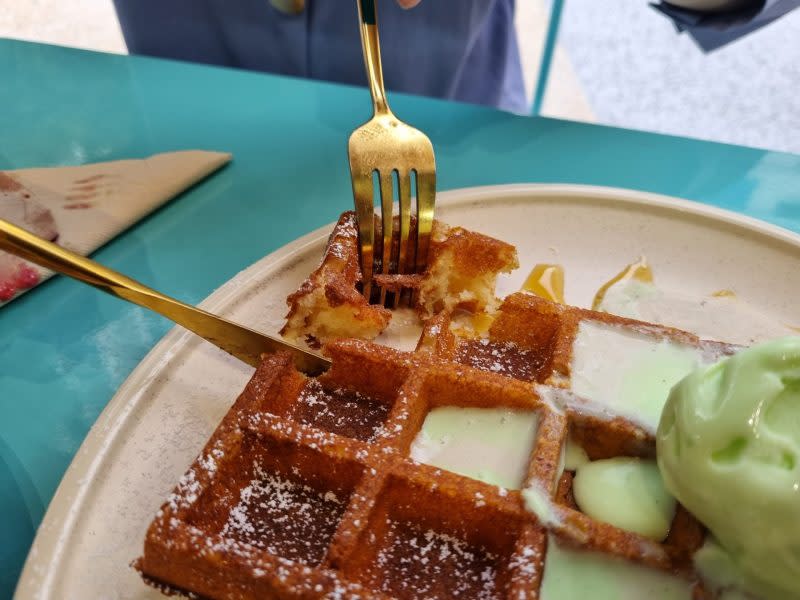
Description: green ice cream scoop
xmin=657 ymin=337 xmax=800 ymax=600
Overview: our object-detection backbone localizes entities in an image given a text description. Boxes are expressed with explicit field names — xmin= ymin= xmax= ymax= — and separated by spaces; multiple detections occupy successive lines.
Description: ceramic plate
xmin=15 ymin=184 xmax=800 ymax=599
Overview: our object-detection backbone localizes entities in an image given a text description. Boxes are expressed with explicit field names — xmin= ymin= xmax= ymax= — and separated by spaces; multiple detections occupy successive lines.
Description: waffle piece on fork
xmin=281 ymin=211 xmax=517 ymax=347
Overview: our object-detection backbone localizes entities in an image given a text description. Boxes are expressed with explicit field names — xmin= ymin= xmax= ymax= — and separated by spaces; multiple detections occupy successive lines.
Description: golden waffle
xmin=420 ymin=292 xmax=739 ymax=433
xmin=413 ymin=220 xmax=518 ymax=319
xmin=281 ymin=212 xmax=517 ymax=346
xmin=138 ymin=328 xmax=717 ymax=598
xmin=411 ymin=293 xmax=748 ymax=595
xmin=281 ymin=212 xmax=392 ymax=346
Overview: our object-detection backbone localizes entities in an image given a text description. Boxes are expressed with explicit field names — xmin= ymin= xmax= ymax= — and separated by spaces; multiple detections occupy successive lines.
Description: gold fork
xmin=349 ymin=0 xmax=436 ymax=307
xmin=0 ymin=218 xmax=331 ymax=375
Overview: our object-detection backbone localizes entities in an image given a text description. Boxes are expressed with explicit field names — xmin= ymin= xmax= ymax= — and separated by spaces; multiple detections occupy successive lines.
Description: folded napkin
xmin=652 ymin=0 xmax=800 ymax=51
xmin=0 ymin=150 xmax=231 ymax=306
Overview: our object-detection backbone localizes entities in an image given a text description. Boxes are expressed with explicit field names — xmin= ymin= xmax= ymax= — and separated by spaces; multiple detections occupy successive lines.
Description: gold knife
xmin=0 ymin=218 xmax=330 ymax=375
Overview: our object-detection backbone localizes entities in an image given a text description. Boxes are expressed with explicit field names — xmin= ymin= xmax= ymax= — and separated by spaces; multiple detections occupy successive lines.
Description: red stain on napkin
xmin=0 ymin=262 xmax=39 ymax=301
xmin=0 ymin=171 xmax=57 ymax=301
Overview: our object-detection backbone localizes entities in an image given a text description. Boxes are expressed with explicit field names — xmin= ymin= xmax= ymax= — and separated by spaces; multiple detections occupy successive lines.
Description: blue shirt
xmin=112 ymin=0 xmax=528 ymax=113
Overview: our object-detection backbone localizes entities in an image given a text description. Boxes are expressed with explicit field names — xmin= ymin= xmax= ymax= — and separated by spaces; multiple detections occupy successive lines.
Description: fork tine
xmin=352 ymin=0 xmax=436 ymax=308
xmin=394 ymin=169 xmax=412 ymax=308
xmin=378 ymin=170 xmax=394 ymax=306
xmin=414 ymin=169 xmax=436 ymax=276
xmin=352 ymin=173 xmax=375 ymax=300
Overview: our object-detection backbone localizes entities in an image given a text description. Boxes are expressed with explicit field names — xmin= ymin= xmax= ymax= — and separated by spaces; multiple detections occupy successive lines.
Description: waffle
xmin=281 ymin=212 xmax=517 ymax=346
xmin=138 ymin=315 xmax=723 ymax=598
xmin=413 ymin=220 xmax=518 ymax=319
xmin=420 ymin=292 xmax=740 ymax=435
xmin=280 ymin=212 xmax=392 ymax=346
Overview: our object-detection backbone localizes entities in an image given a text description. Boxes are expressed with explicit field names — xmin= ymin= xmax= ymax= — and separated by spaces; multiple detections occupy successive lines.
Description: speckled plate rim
xmin=15 ymin=183 xmax=800 ymax=599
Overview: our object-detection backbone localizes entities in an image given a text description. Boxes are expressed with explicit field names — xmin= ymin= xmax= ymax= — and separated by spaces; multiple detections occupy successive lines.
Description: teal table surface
xmin=2 ymin=38 xmax=800 ymax=596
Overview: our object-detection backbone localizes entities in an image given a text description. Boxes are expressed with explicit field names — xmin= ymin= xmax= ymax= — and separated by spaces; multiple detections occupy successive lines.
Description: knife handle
xmin=0 ymin=218 xmax=330 ymax=374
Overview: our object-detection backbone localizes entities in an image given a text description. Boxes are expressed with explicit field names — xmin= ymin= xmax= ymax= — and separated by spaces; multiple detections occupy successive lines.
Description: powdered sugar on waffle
xmin=454 ymin=338 xmax=546 ymax=383
xmin=374 ymin=520 xmax=501 ymax=599
xmin=292 ymin=380 xmax=390 ymax=442
xmin=219 ymin=462 xmax=345 ymax=565
xmin=326 ymin=212 xmax=358 ymax=262
xmin=509 ymin=545 xmax=542 ymax=578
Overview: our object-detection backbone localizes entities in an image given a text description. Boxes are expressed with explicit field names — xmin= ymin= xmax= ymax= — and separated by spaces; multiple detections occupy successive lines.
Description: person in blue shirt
xmin=112 ymin=0 xmax=528 ymax=113
xmin=112 ymin=0 xmax=796 ymax=115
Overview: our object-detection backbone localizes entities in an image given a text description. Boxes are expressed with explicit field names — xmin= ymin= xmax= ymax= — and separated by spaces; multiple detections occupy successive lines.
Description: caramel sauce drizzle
xmin=522 ymin=264 xmax=565 ymax=304
xmin=591 ymin=257 xmax=653 ymax=310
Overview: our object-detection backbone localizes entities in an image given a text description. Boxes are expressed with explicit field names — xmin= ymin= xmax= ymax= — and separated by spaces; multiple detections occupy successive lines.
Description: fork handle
xmin=356 ymin=0 xmax=390 ymax=115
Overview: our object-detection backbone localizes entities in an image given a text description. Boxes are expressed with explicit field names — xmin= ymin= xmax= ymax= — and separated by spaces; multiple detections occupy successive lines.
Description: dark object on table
xmin=652 ymin=0 xmax=800 ymax=51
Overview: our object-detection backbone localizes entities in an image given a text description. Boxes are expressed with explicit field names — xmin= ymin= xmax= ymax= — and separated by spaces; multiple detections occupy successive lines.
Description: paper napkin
xmin=0 ymin=150 xmax=231 ymax=306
